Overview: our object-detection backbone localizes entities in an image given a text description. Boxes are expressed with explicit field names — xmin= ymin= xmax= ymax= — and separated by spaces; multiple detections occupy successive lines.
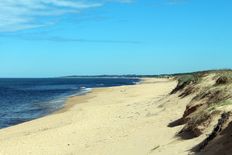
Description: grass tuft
xmin=171 ymin=74 xmax=200 ymax=94
xmin=215 ymin=71 xmax=232 ymax=85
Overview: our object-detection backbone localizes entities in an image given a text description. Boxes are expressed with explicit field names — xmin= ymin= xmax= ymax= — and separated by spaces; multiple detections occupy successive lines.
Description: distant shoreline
xmin=57 ymin=78 xmax=144 ymax=114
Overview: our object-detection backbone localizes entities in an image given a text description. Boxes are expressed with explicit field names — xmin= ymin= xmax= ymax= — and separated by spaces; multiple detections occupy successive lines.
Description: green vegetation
xmin=168 ymin=69 xmax=232 ymax=152
xmin=171 ymin=74 xmax=200 ymax=94
xmin=218 ymin=100 xmax=232 ymax=106
xmin=170 ymin=70 xmax=232 ymax=133
xmin=208 ymin=100 xmax=232 ymax=111
xmin=215 ymin=71 xmax=232 ymax=85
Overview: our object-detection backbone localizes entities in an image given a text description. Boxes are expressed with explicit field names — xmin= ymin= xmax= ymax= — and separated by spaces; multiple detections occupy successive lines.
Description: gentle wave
xmin=0 ymin=78 xmax=139 ymax=129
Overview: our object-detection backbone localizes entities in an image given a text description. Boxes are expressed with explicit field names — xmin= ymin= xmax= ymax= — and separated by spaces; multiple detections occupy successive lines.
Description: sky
xmin=0 ymin=0 xmax=232 ymax=77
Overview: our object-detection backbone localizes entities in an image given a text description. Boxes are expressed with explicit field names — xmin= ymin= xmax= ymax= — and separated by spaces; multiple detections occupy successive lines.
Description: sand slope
xmin=0 ymin=78 xmax=204 ymax=155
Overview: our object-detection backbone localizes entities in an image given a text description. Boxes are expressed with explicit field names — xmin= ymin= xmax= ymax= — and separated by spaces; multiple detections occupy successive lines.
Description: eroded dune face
xmin=169 ymin=70 xmax=232 ymax=155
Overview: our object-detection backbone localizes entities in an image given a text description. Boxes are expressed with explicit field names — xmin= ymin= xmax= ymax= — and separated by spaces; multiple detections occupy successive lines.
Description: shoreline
xmin=0 ymin=78 xmax=205 ymax=155
xmin=57 ymin=77 xmax=162 ymax=114
xmin=56 ymin=78 xmax=142 ymax=114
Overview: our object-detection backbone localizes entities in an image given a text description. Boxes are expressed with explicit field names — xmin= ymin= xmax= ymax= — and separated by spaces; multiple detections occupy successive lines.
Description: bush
xmin=216 ymin=76 xmax=231 ymax=85
xmin=171 ymin=75 xmax=199 ymax=94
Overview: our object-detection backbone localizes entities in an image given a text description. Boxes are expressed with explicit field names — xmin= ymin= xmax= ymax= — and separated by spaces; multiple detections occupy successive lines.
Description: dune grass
xmin=171 ymin=74 xmax=200 ymax=94
xmin=215 ymin=72 xmax=232 ymax=85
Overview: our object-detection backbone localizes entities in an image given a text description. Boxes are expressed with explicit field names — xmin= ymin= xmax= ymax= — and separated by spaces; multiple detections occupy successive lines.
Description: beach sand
xmin=0 ymin=78 xmax=204 ymax=155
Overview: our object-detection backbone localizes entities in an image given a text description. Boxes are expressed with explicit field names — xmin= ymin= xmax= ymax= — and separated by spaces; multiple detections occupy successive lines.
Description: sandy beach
xmin=0 ymin=78 xmax=205 ymax=155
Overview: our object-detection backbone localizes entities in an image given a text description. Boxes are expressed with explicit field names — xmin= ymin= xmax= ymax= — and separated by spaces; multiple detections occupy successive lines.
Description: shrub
xmin=216 ymin=76 xmax=231 ymax=85
xmin=171 ymin=75 xmax=199 ymax=94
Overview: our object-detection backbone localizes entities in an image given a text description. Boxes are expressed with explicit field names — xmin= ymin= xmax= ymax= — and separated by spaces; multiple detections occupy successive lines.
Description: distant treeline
xmin=62 ymin=69 xmax=232 ymax=78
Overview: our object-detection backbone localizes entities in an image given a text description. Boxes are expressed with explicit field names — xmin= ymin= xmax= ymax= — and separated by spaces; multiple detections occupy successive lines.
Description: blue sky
xmin=0 ymin=0 xmax=232 ymax=77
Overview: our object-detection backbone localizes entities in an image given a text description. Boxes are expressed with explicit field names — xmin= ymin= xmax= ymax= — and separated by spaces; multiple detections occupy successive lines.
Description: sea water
xmin=0 ymin=78 xmax=139 ymax=129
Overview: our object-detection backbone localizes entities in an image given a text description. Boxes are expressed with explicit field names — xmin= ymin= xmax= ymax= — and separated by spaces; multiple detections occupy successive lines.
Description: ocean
xmin=0 ymin=77 xmax=139 ymax=129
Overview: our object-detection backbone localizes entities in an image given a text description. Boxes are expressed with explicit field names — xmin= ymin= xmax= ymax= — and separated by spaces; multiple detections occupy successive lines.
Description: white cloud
xmin=0 ymin=0 xmax=131 ymax=32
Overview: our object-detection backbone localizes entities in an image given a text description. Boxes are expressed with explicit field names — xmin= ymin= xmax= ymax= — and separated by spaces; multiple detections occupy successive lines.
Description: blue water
xmin=0 ymin=78 xmax=139 ymax=129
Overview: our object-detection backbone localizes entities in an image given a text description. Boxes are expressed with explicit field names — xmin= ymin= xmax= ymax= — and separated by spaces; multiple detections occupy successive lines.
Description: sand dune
xmin=0 ymin=78 xmax=205 ymax=155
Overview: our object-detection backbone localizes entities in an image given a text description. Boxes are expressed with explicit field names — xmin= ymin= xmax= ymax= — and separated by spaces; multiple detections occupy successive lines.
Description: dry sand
xmin=0 ymin=78 xmax=205 ymax=155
